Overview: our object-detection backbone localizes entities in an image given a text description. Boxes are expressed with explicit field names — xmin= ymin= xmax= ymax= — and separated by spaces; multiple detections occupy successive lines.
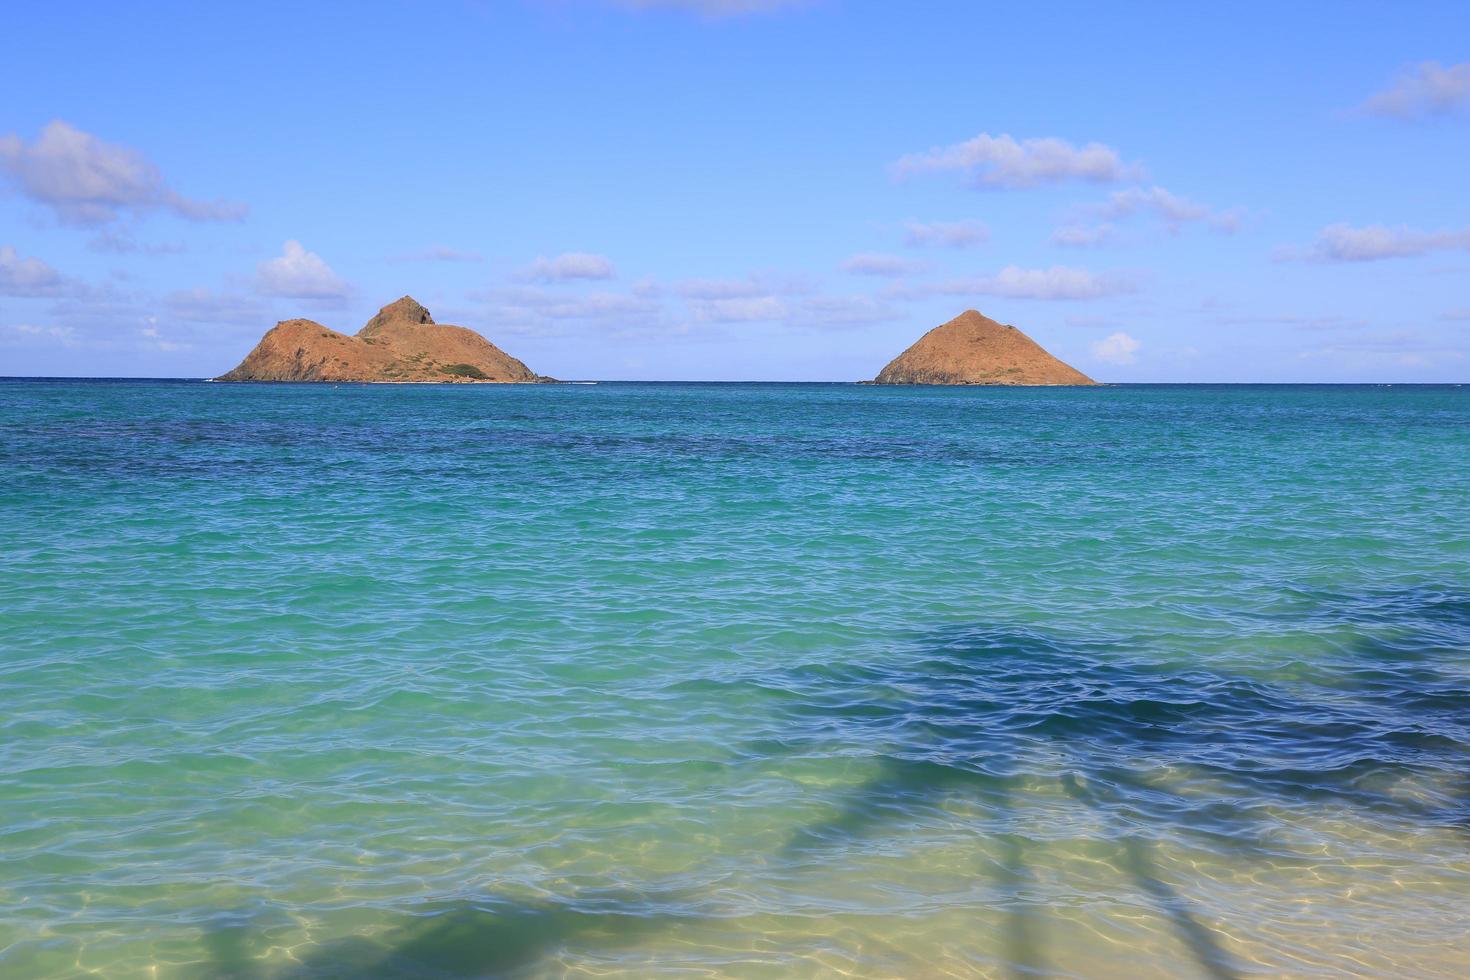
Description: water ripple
xmin=1 ymin=381 xmax=1468 ymax=977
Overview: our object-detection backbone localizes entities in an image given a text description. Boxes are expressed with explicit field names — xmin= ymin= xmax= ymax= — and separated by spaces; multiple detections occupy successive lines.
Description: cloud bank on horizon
xmin=1 ymin=2 xmax=1467 ymax=381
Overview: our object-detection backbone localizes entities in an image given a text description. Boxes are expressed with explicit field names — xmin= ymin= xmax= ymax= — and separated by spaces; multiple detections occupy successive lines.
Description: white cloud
xmin=1091 ymin=331 xmax=1140 ymax=365
xmin=897 ymin=265 xmax=1133 ymax=301
xmin=893 ymin=133 xmax=1137 ymax=189
xmin=840 ymin=253 xmax=921 ymax=277
xmin=794 ymin=295 xmax=899 ymax=327
xmin=3 ymin=323 xmax=80 ymax=348
xmin=1051 ymin=224 xmax=1117 ymax=248
xmin=672 ymin=273 xmax=818 ymax=323
xmin=676 ymin=277 xmax=762 ymax=300
xmin=166 ymin=288 xmax=267 ymax=325
xmin=535 ymin=291 xmax=657 ymax=319
xmin=1363 ymin=61 xmax=1470 ymax=118
xmin=978 ymin=265 xmax=1131 ymax=299
xmin=474 ymin=264 xmax=897 ymax=340
xmin=903 ymin=219 xmax=990 ymax=247
xmin=139 ymin=322 xmax=188 ymax=352
xmin=37 ymin=291 xmax=138 ymax=334
xmin=688 ymin=295 xmax=789 ymax=322
xmin=1211 ymin=211 xmax=1244 ymax=234
xmin=674 ymin=273 xmax=810 ymax=300
xmin=1093 ymin=186 xmax=1241 ymax=232
xmin=1296 ymin=332 xmax=1468 ymax=371
xmin=1285 ymin=223 xmax=1470 ymax=261
xmin=0 ymin=120 xmax=246 ymax=226
xmin=471 ymin=285 xmax=663 ymax=335
xmin=86 ymin=230 xmax=186 ymax=255
xmin=518 ymin=252 xmax=617 ymax=282
xmin=1057 ymin=187 xmax=1241 ymax=245
xmin=256 ymin=240 xmax=350 ymax=299
xmin=687 ymin=292 xmax=896 ymax=327
xmin=0 ymin=245 xmax=68 ymax=297
xmin=1099 ymin=185 xmax=1207 ymax=223
xmin=1205 ymin=310 xmax=1367 ymax=331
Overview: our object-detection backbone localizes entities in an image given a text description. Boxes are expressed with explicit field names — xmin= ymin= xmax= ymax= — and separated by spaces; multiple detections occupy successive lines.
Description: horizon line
xmin=2 ymin=377 xmax=1466 ymax=387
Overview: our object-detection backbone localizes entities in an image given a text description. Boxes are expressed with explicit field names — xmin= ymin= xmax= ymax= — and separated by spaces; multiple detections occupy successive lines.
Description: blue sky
xmin=2 ymin=0 xmax=1467 ymax=381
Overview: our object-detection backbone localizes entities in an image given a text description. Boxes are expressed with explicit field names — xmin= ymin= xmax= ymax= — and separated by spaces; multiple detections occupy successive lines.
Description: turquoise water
xmin=2 ymin=380 xmax=1468 ymax=978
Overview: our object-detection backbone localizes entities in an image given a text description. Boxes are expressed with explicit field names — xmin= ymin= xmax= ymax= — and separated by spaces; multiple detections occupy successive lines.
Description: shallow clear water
xmin=2 ymin=379 xmax=1468 ymax=979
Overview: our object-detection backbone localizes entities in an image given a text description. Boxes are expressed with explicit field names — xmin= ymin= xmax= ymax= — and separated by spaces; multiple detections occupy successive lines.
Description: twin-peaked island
xmin=217 ymin=297 xmax=1096 ymax=385
xmin=217 ymin=296 xmax=547 ymax=383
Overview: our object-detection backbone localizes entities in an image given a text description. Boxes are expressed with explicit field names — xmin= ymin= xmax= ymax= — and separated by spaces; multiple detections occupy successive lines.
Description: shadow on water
xmin=191 ymin=588 xmax=1469 ymax=978
xmin=774 ymin=587 xmax=1470 ymax=978
xmin=196 ymin=892 xmax=686 ymax=979
xmin=1060 ymin=773 xmax=1238 ymax=980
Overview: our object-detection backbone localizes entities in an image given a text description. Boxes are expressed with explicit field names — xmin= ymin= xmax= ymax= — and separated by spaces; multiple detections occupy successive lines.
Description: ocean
xmin=2 ymin=379 xmax=1468 ymax=978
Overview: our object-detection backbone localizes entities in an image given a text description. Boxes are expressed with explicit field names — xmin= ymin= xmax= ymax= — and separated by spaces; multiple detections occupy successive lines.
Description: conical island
xmin=871 ymin=310 xmax=1096 ymax=385
xmin=216 ymin=296 xmax=551 ymax=383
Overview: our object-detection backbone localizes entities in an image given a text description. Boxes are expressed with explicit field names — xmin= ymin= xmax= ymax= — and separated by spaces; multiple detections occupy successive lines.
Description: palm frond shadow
xmin=192 ymin=588 xmax=1468 ymax=978
xmin=196 ymin=892 xmax=688 ymax=980
xmin=773 ymin=587 xmax=1470 ymax=978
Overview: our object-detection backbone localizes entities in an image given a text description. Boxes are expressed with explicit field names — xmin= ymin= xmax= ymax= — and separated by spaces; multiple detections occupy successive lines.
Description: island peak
xmin=871 ymin=310 xmax=1096 ymax=386
xmin=216 ymin=296 xmax=551 ymax=383
xmin=360 ymin=296 xmax=434 ymax=337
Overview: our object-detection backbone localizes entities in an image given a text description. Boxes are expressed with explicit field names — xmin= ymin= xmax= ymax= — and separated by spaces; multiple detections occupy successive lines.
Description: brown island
xmin=869 ymin=309 xmax=1096 ymax=386
xmin=218 ymin=299 xmax=1093 ymax=386
xmin=216 ymin=296 xmax=552 ymax=383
